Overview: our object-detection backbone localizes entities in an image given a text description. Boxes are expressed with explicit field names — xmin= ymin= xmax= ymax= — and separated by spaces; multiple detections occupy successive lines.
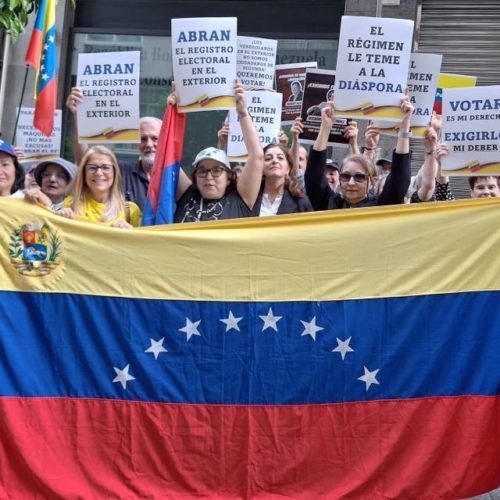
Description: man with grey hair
xmin=66 ymin=87 xmax=162 ymax=210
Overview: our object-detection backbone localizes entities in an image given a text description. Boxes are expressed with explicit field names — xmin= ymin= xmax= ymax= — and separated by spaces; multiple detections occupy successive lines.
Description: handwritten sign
xmin=441 ymin=85 xmax=500 ymax=176
xmin=15 ymin=107 xmax=61 ymax=160
xmin=237 ymin=36 xmax=277 ymax=90
xmin=334 ymin=16 xmax=414 ymax=121
xmin=227 ymin=91 xmax=282 ymax=160
xmin=172 ymin=17 xmax=237 ymax=112
xmin=76 ymin=51 xmax=140 ymax=143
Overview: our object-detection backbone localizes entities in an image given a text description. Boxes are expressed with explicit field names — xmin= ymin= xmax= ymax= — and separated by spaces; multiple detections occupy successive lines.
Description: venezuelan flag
xmin=142 ymin=105 xmax=186 ymax=225
xmin=0 ymin=198 xmax=499 ymax=497
xmin=25 ymin=0 xmax=57 ymax=136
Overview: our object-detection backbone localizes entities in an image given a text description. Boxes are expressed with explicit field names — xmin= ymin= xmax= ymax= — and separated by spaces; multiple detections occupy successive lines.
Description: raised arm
xmin=304 ymin=103 xmax=335 ymax=210
xmin=65 ymin=87 xmax=88 ymax=165
xmin=434 ymin=143 xmax=454 ymax=201
xmin=289 ymin=116 xmax=303 ymax=178
xmin=235 ymin=82 xmax=264 ymax=208
xmin=377 ymin=94 xmax=413 ymax=205
xmin=162 ymin=85 xmax=192 ymax=201
xmin=416 ymin=125 xmax=438 ymax=201
xmin=396 ymin=91 xmax=413 ymax=154
xmin=363 ymin=123 xmax=380 ymax=161
xmin=217 ymin=123 xmax=229 ymax=152
xmin=345 ymin=120 xmax=360 ymax=155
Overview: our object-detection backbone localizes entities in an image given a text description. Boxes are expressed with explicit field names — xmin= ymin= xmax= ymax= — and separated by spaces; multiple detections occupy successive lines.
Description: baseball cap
xmin=326 ymin=158 xmax=340 ymax=171
xmin=376 ymin=157 xmax=392 ymax=167
xmin=0 ymin=139 xmax=17 ymax=158
xmin=193 ymin=147 xmax=230 ymax=169
xmin=33 ymin=157 xmax=77 ymax=185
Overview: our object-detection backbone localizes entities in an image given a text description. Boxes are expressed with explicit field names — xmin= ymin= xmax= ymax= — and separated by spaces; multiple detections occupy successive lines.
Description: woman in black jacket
xmin=305 ymin=96 xmax=412 ymax=210
xmin=251 ymin=143 xmax=312 ymax=217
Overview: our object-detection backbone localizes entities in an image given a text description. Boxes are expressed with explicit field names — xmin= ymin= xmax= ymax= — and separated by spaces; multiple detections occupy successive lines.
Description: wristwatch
xmin=398 ymin=130 xmax=412 ymax=138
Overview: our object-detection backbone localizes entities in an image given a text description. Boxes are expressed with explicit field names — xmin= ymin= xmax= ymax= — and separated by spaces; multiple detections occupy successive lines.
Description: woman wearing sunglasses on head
xmin=57 ymin=145 xmax=141 ymax=228
xmin=305 ymin=96 xmax=412 ymax=210
xmin=172 ymin=81 xmax=264 ymax=223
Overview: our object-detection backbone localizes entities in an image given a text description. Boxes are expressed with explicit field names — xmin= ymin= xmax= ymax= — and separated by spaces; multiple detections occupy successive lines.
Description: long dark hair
xmin=12 ymin=157 xmax=25 ymax=194
xmin=263 ymin=143 xmax=305 ymax=198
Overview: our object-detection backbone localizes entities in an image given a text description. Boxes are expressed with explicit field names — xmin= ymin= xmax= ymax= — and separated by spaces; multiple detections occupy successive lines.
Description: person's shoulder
xmin=119 ymin=161 xmax=140 ymax=174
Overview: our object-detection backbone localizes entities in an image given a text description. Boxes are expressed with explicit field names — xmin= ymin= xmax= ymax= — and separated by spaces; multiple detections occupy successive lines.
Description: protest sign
xmin=15 ymin=107 xmax=61 ymax=160
xmin=376 ymin=52 xmax=442 ymax=137
xmin=275 ymin=62 xmax=317 ymax=125
xmin=237 ymin=36 xmax=277 ymax=90
xmin=433 ymin=73 xmax=477 ymax=115
xmin=76 ymin=51 xmax=140 ymax=144
xmin=172 ymin=17 xmax=237 ymax=112
xmin=227 ymin=91 xmax=282 ymax=161
xmin=441 ymin=85 xmax=500 ymax=176
xmin=299 ymin=69 xmax=350 ymax=146
xmin=334 ymin=16 xmax=414 ymax=121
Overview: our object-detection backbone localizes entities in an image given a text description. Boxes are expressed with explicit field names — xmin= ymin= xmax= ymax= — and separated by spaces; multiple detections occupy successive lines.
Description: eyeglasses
xmin=41 ymin=172 xmax=68 ymax=181
xmin=339 ymin=172 xmax=368 ymax=183
xmin=195 ymin=166 xmax=226 ymax=178
xmin=85 ymin=164 xmax=113 ymax=174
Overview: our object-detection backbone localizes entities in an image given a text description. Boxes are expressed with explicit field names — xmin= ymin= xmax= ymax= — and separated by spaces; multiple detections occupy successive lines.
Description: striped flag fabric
xmin=25 ymin=0 xmax=57 ymax=136
xmin=0 ymin=198 xmax=499 ymax=497
xmin=141 ymin=104 xmax=186 ymax=225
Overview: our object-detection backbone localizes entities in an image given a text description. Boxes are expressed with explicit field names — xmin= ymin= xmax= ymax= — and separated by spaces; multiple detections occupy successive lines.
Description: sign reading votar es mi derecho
xmin=442 ymin=86 xmax=500 ymax=176
xmin=172 ymin=18 xmax=237 ymax=112
xmin=334 ymin=16 xmax=414 ymax=121
xmin=76 ymin=51 xmax=140 ymax=144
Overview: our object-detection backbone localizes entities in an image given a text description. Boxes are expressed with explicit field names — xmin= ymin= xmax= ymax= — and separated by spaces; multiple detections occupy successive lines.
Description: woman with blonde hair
xmin=58 ymin=145 xmax=141 ymax=228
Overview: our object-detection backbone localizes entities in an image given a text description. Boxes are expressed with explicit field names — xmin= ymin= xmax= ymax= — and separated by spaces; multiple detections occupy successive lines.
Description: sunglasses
xmin=195 ymin=166 xmax=227 ymax=178
xmin=339 ymin=172 xmax=368 ymax=183
xmin=85 ymin=164 xmax=114 ymax=174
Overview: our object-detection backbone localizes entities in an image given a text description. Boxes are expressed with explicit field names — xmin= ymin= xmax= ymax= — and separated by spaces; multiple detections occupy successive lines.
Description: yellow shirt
xmin=64 ymin=196 xmax=142 ymax=227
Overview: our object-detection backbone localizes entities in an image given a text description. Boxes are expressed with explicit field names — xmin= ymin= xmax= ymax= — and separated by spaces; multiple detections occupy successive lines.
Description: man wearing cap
xmin=376 ymin=157 xmax=392 ymax=175
xmin=0 ymin=140 xmax=25 ymax=197
xmin=325 ymin=159 xmax=340 ymax=192
xmin=25 ymin=158 xmax=76 ymax=211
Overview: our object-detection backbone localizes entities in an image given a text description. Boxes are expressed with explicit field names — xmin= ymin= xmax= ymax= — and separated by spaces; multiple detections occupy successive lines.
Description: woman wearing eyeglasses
xmin=172 ymin=82 xmax=264 ymax=223
xmin=305 ymin=97 xmax=412 ymax=210
xmin=58 ymin=146 xmax=142 ymax=228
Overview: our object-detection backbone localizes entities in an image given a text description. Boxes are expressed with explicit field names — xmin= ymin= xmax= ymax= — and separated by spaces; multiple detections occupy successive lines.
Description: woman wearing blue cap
xmin=0 ymin=140 xmax=25 ymax=197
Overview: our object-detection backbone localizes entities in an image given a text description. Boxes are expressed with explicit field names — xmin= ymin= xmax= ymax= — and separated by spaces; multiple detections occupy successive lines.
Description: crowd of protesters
xmin=0 ymin=81 xmax=498 ymax=227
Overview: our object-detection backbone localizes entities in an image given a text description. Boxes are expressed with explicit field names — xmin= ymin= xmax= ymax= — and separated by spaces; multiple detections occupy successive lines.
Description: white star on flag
xmin=41 ymin=73 xmax=49 ymax=81
xmin=113 ymin=364 xmax=135 ymax=389
xmin=259 ymin=307 xmax=282 ymax=332
xmin=358 ymin=366 xmax=380 ymax=391
xmin=179 ymin=318 xmax=201 ymax=341
xmin=48 ymin=35 xmax=55 ymax=43
xmin=44 ymin=43 xmax=49 ymax=50
xmin=220 ymin=310 xmax=243 ymax=332
xmin=145 ymin=337 xmax=168 ymax=360
xmin=300 ymin=316 xmax=324 ymax=341
xmin=332 ymin=337 xmax=354 ymax=360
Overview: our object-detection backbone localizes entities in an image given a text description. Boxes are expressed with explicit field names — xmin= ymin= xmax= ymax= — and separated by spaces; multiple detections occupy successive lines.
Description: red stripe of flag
xmin=0 ymin=396 xmax=498 ymax=497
